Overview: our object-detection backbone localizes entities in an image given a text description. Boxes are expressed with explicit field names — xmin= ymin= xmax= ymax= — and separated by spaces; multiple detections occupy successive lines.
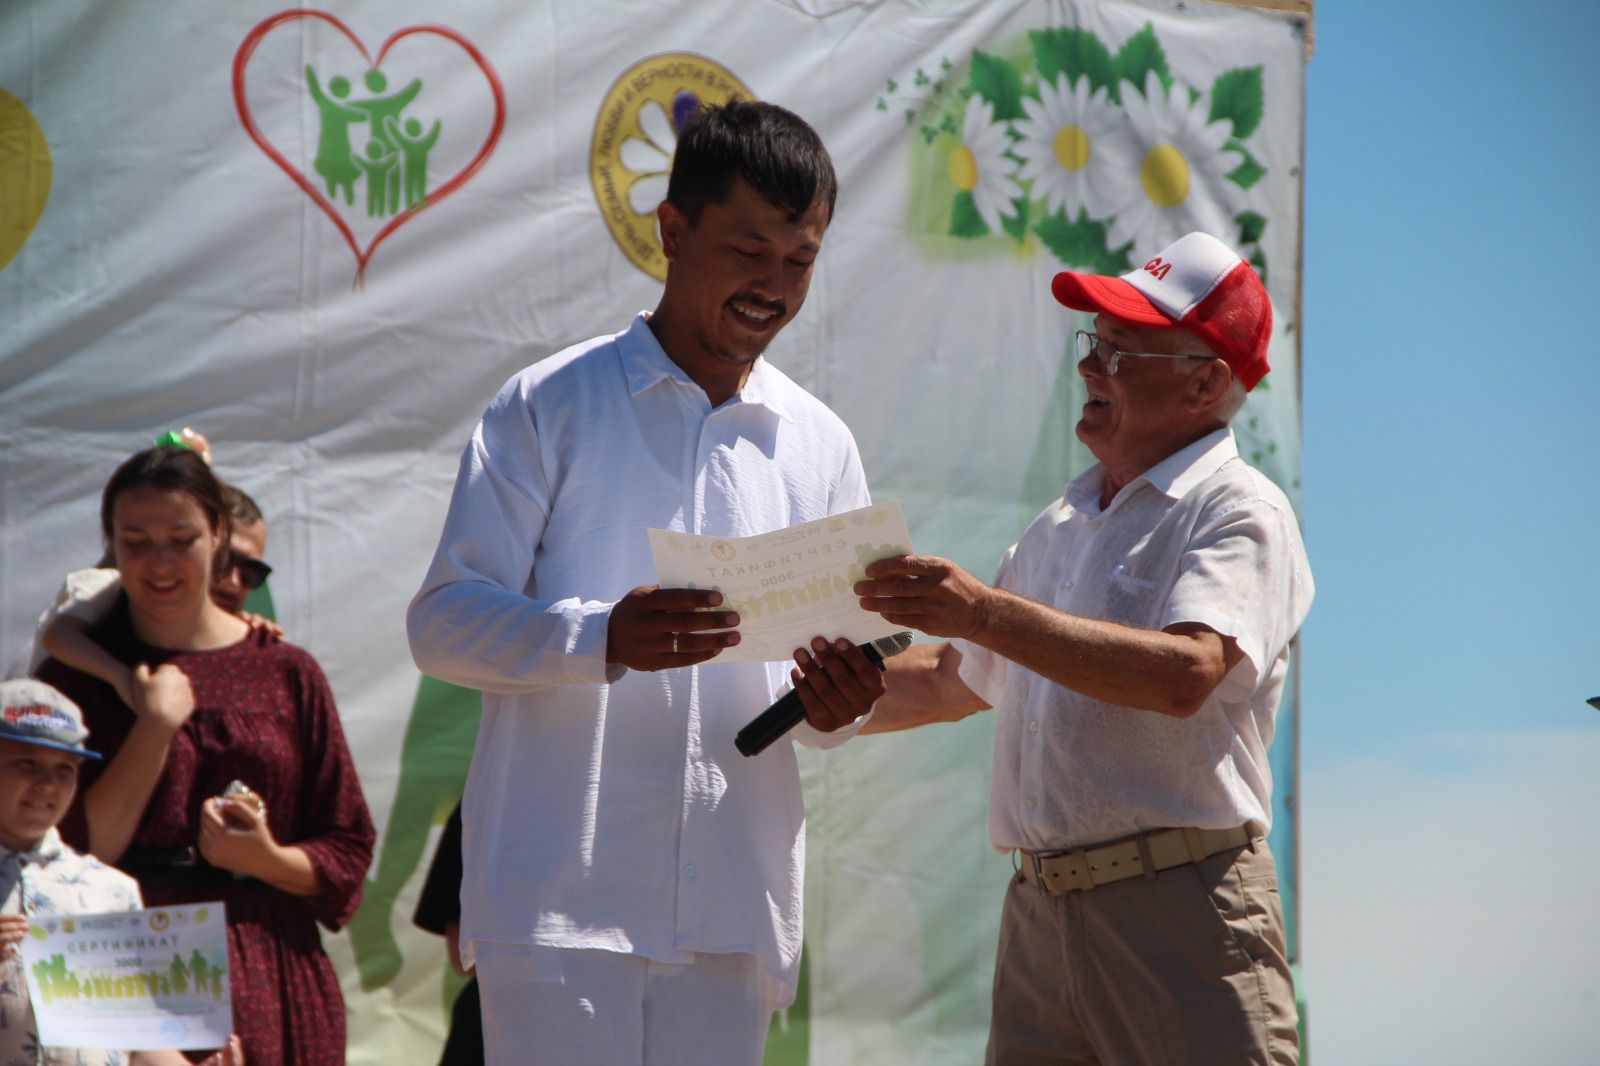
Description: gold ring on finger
xmin=671 ymin=634 xmax=679 ymax=654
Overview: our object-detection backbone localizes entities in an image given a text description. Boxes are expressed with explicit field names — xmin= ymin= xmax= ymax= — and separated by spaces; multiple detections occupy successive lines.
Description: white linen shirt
xmin=0 ymin=828 xmax=143 ymax=1066
xmin=956 ymin=428 xmax=1313 ymax=851
xmin=407 ymin=314 xmax=870 ymax=1006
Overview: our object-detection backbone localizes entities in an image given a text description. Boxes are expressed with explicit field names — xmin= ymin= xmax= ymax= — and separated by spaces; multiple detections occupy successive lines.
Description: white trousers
xmin=475 ymin=943 xmax=774 ymax=1066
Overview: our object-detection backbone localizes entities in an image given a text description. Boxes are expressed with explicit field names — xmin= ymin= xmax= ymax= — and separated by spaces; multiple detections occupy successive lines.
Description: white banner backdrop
xmin=0 ymin=2 xmax=1307 ymax=1061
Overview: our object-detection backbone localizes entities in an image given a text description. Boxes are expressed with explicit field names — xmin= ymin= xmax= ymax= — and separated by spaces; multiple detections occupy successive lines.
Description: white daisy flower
xmin=621 ymin=99 xmax=677 ymax=216
xmin=1012 ymin=73 xmax=1134 ymax=221
xmin=949 ymin=96 xmax=1024 ymax=235
xmin=1108 ymin=72 xmax=1246 ymax=262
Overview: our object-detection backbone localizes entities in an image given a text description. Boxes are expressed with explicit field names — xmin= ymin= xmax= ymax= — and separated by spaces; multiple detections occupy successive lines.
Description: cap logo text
xmin=1142 ymin=257 xmax=1173 ymax=281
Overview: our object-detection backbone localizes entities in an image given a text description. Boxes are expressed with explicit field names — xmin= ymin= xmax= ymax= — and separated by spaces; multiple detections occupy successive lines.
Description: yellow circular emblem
xmin=589 ymin=53 xmax=753 ymax=281
xmin=0 ymin=88 xmax=52 ymax=275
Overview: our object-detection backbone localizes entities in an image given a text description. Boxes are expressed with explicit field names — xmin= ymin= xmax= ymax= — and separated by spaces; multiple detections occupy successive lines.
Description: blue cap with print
xmin=0 ymin=679 xmax=102 ymax=760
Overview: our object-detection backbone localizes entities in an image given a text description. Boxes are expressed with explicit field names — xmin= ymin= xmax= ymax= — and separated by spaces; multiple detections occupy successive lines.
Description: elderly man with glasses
xmin=793 ymin=231 xmax=1314 ymax=1065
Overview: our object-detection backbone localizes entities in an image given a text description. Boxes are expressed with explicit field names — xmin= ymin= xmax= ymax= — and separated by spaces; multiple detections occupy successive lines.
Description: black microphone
xmin=735 ymin=631 xmax=914 ymax=757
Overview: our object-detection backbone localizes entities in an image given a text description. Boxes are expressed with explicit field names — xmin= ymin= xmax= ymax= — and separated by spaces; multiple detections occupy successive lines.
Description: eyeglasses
xmin=1074 ymin=330 xmax=1217 ymax=377
xmin=227 ymin=554 xmax=273 ymax=590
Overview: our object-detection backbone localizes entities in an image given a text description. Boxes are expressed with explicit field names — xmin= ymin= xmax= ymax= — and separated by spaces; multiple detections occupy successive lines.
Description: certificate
xmin=648 ymin=500 xmax=914 ymax=663
xmin=23 ymin=901 xmax=233 ymax=1051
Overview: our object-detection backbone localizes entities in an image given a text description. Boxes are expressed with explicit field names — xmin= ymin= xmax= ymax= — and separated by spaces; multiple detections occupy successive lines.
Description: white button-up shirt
xmin=956 ymin=429 xmax=1313 ymax=851
xmin=407 ymin=314 xmax=870 ymax=1006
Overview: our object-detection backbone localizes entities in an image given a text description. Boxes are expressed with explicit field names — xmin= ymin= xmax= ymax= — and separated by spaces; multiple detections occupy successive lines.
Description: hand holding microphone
xmin=736 ymin=631 xmax=914 ymax=756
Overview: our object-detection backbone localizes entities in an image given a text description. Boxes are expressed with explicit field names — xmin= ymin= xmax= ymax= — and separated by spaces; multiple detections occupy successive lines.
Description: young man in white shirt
xmin=408 ymin=100 xmax=884 ymax=1066
xmin=804 ymin=232 xmax=1313 ymax=1065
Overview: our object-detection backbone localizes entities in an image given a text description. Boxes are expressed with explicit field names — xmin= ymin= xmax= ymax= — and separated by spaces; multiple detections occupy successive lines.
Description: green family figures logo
xmin=234 ymin=11 xmax=505 ymax=287
xmin=0 ymin=87 xmax=51 ymax=274
xmin=347 ymin=674 xmax=479 ymax=1007
xmin=305 ymin=66 xmax=439 ymax=218
xmin=31 ymin=949 xmax=229 ymax=1006
xmin=881 ymin=24 xmax=1270 ymax=282
xmin=591 ymin=53 xmax=753 ymax=281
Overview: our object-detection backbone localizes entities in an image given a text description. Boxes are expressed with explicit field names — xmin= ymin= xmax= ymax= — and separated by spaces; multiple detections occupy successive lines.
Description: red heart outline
xmin=233 ymin=9 xmax=505 ymax=288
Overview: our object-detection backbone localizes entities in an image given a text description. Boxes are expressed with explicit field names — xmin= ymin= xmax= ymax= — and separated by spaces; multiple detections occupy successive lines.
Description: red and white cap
xmin=1050 ymin=232 xmax=1273 ymax=390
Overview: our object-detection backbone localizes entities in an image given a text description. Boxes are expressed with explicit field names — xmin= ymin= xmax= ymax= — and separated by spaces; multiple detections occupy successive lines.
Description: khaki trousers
xmin=987 ymin=837 xmax=1298 ymax=1066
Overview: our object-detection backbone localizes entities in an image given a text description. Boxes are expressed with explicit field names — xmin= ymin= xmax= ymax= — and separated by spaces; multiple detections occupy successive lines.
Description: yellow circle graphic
xmin=1140 ymin=143 xmax=1190 ymax=210
xmin=0 ymin=88 xmax=51 ymax=274
xmin=947 ymin=145 xmax=978 ymax=192
xmin=1053 ymin=125 xmax=1091 ymax=173
xmin=590 ymin=53 xmax=753 ymax=281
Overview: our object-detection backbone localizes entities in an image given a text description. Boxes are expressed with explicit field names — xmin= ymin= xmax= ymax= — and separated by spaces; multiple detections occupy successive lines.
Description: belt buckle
xmin=1032 ymin=849 xmax=1096 ymax=894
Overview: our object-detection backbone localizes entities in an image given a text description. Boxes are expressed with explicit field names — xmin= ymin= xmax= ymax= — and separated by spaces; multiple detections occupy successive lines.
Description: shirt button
xmin=684 ymin=864 xmax=697 ymax=878
xmin=1026 ymin=799 xmax=1037 ymax=810
xmin=1028 ymin=721 xmax=1039 ymax=733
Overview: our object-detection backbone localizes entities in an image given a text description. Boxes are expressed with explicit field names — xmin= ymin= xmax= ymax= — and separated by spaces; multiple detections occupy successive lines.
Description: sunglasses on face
xmin=227 ymin=554 xmax=273 ymax=590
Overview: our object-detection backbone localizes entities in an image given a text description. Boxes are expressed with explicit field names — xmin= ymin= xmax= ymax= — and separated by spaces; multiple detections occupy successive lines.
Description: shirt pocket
xmin=1103 ymin=564 xmax=1161 ymax=627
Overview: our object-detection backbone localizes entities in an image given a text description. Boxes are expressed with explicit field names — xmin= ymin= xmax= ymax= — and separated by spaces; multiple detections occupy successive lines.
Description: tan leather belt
xmin=1020 ymin=825 xmax=1253 ymax=894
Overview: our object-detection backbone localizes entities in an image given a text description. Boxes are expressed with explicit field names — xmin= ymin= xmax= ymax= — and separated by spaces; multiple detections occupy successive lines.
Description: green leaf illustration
xmin=28 ymin=925 xmax=46 ymax=941
xmin=970 ymin=50 xmax=1025 ymax=120
xmin=1249 ymin=245 xmax=1269 ymax=285
xmin=1227 ymin=143 xmax=1266 ymax=189
xmin=1034 ymin=209 xmax=1132 ymax=273
xmin=1115 ymin=24 xmax=1172 ymax=97
xmin=1236 ymin=210 xmax=1268 ymax=244
xmin=195 ymin=907 xmax=209 ymax=923
xmin=1210 ymin=66 xmax=1265 ymax=141
xmin=1029 ymin=27 xmax=1118 ymax=100
xmin=949 ymin=192 xmax=989 ymax=238
xmin=1002 ymin=195 xmax=1031 ymax=244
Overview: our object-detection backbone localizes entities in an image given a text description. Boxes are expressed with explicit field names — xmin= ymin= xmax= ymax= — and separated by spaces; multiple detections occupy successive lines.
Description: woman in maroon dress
xmin=38 ymin=446 xmax=375 ymax=1065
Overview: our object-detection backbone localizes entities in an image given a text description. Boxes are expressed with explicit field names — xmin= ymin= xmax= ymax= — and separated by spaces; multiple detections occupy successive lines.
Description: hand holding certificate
xmin=22 ymin=901 xmax=233 ymax=1052
xmin=647 ymin=500 xmax=915 ymax=663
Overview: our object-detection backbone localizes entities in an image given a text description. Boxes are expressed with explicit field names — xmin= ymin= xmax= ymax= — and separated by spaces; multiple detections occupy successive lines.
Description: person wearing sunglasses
xmin=211 ymin=483 xmax=273 ymax=615
xmin=797 ymin=232 xmax=1314 ymax=1065
xmin=34 ymin=445 xmax=374 ymax=1065
xmin=26 ymin=473 xmax=278 ymax=710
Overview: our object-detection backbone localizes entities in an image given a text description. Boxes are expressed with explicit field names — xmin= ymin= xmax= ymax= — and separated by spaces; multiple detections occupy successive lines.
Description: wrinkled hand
xmin=130 ymin=663 xmax=197 ymax=732
xmin=240 ymin=612 xmax=284 ymax=641
xmin=197 ymin=797 xmax=275 ymax=878
xmin=606 ymin=586 xmax=740 ymax=671
xmin=0 ymin=914 xmax=29 ymax=960
xmin=855 ymin=555 xmax=994 ymax=640
xmin=790 ymin=637 xmax=888 ymax=732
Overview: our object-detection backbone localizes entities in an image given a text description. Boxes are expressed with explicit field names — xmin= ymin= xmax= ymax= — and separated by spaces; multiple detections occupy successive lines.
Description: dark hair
xmin=665 ymin=99 xmax=837 ymax=226
xmin=101 ymin=446 xmax=232 ymax=566
xmin=220 ymin=483 xmax=264 ymax=527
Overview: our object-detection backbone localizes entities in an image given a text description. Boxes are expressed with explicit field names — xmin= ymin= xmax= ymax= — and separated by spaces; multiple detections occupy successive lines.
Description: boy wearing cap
xmin=0 ymin=679 xmax=240 ymax=1066
xmin=796 ymin=232 xmax=1312 ymax=1064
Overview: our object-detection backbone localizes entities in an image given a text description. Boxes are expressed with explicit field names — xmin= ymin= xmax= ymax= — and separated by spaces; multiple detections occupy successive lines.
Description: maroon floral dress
xmin=39 ymin=603 xmax=375 ymax=1066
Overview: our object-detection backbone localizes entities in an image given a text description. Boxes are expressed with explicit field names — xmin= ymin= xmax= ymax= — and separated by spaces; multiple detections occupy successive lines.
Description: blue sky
xmin=1299 ymin=0 xmax=1599 ymax=1060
